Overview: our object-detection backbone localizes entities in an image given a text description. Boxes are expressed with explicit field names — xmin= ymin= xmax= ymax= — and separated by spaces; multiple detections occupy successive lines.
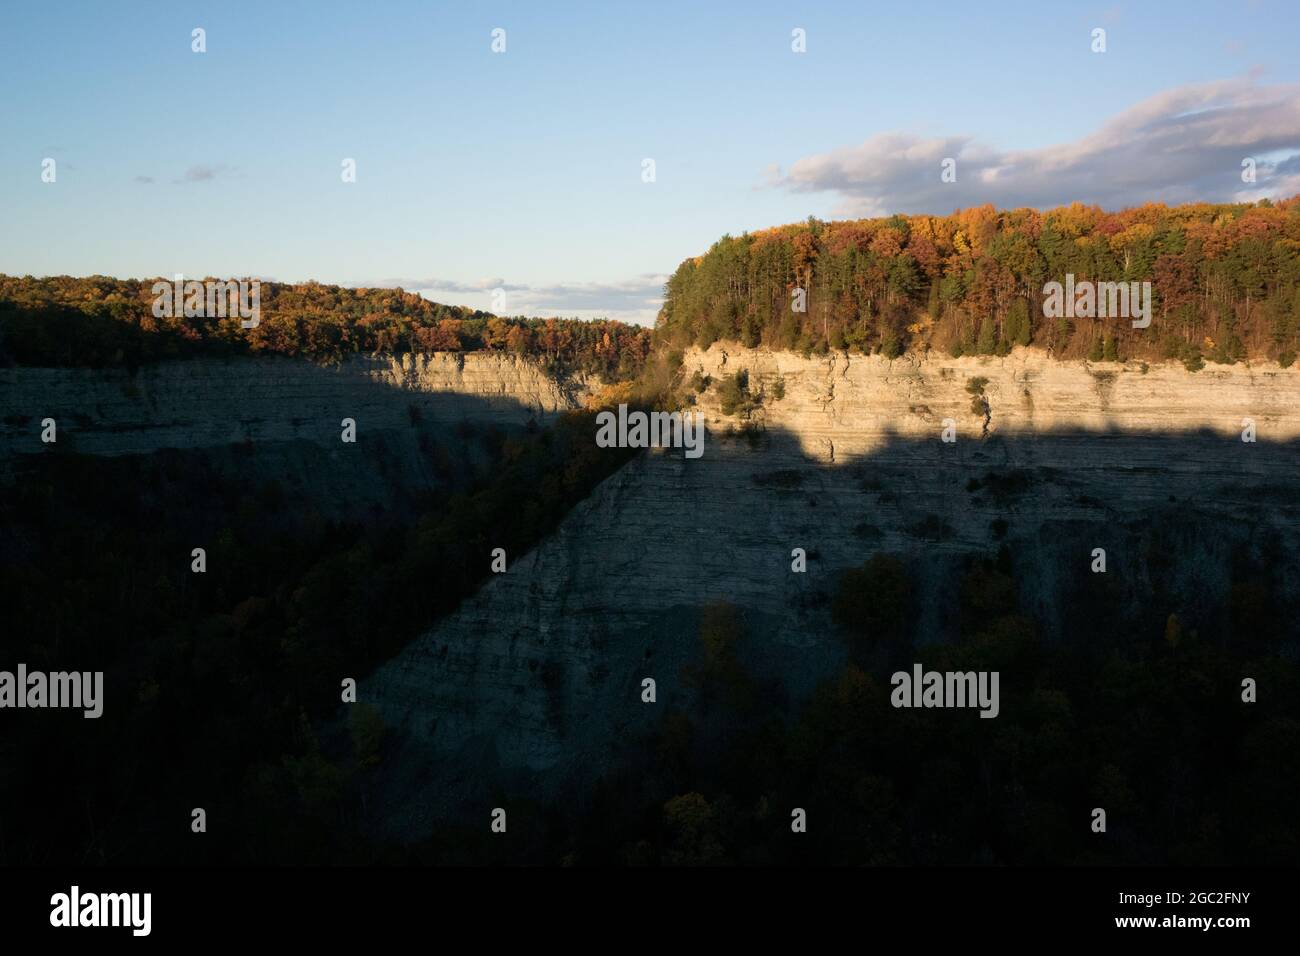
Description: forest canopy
xmin=7 ymin=195 xmax=1300 ymax=380
xmin=0 ymin=275 xmax=652 ymax=381
xmin=655 ymin=196 xmax=1300 ymax=368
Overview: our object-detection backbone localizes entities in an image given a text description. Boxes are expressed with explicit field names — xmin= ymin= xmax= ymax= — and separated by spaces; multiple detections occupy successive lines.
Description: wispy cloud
xmin=773 ymin=77 xmax=1300 ymax=217
xmin=374 ymin=277 xmax=528 ymax=294
xmin=520 ymin=276 xmax=669 ymax=314
xmin=172 ymin=164 xmax=235 ymax=184
xmin=364 ymin=274 xmax=669 ymax=325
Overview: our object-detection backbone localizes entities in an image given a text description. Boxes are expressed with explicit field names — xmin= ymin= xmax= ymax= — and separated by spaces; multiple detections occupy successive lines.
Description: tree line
xmin=0 ymin=275 xmax=652 ymax=382
xmin=655 ymin=197 xmax=1300 ymax=368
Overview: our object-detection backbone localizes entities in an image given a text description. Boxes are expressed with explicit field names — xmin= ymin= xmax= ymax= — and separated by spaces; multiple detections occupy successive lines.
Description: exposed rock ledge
xmin=0 ymin=353 xmax=591 ymax=515
xmin=0 ymin=352 xmax=589 ymax=461
xmin=684 ymin=345 xmax=1300 ymax=458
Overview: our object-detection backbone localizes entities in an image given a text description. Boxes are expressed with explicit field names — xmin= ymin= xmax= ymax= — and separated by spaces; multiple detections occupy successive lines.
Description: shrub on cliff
xmin=716 ymin=368 xmax=752 ymax=416
xmin=832 ymin=554 xmax=912 ymax=661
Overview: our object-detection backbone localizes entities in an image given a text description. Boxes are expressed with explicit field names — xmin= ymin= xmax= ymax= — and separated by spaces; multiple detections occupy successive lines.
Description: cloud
xmin=774 ymin=77 xmax=1300 ymax=216
xmin=520 ymin=276 xmax=669 ymax=314
xmin=373 ymin=277 xmax=527 ymax=294
xmin=173 ymin=164 xmax=234 ymax=184
xmin=363 ymin=274 xmax=669 ymax=325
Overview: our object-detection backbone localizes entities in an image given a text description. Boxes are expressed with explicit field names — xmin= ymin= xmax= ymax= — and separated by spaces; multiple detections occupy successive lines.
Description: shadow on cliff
xmin=356 ymin=410 xmax=1300 ymax=864
xmin=0 ymin=351 xmax=588 ymax=521
xmin=718 ymin=416 xmax=1300 ymax=642
xmin=0 ymin=351 xmax=636 ymax=865
xmin=4 ymin=346 xmax=1300 ymax=867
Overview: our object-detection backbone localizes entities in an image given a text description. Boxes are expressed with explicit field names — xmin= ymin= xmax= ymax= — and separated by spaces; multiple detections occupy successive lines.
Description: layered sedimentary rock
xmin=1 ymin=352 xmax=587 ymax=457
xmin=6 ymin=343 xmax=1298 ymax=840
xmin=0 ymin=353 xmax=589 ymax=515
xmin=686 ymin=345 xmax=1300 ymax=457
xmin=361 ymin=346 xmax=1300 ymax=840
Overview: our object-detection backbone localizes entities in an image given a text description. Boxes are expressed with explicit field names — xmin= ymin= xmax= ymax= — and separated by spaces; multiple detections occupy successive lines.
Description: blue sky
xmin=2 ymin=0 xmax=1297 ymax=323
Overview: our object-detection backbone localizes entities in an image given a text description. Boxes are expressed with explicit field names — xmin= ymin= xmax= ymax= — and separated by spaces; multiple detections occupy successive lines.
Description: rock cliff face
xmin=361 ymin=346 xmax=1300 ymax=841
xmin=686 ymin=345 xmax=1300 ymax=457
xmin=6 ymin=345 xmax=1299 ymax=841
xmin=1 ymin=353 xmax=589 ymax=516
